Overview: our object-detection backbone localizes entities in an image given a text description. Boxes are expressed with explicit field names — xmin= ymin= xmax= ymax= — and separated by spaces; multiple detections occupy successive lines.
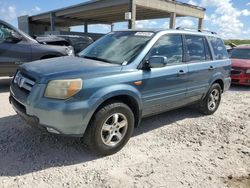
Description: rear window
xmin=208 ymin=37 xmax=228 ymax=60
xmin=231 ymin=48 xmax=250 ymax=59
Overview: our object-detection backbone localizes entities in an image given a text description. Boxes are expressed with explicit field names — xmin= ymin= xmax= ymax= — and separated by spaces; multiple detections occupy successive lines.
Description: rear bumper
xmin=231 ymin=74 xmax=250 ymax=86
xmin=224 ymin=77 xmax=231 ymax=91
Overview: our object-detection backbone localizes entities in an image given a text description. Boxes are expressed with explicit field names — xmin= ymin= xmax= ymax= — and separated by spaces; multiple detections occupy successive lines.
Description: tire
xmin=83 ymin=102 xmax=135 ymax=156
xmin=199 ymin=83 xmax=222 ymax=115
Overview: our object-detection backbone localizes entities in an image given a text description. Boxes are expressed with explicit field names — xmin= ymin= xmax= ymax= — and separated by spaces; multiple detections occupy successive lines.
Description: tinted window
xmin=231 ymin=48 xmax=250 ymax=59
xmin=149 ymin=35 xmax=183 ymax=65
xmin=208 ymin=37 xmax=228 ymax=60
xmin=185 ymin=35 xmax=206 ymax=62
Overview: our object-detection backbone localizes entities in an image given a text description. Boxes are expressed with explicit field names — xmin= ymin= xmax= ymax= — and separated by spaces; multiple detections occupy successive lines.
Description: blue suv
xmin=10 ymin=29 xmax=231 ymax=155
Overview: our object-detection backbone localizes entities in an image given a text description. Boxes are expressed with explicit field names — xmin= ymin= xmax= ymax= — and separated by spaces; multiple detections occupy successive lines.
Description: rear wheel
xmin=84 ymin=102 xmax=135 ymax=156
xmin=199 ymin=83 xmax=222 ymax=115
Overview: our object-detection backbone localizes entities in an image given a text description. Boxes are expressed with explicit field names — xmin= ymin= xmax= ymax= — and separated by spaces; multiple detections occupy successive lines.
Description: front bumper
xmin=9 ymin=96 xmax=46 ymax=132
xmin=231 ymin=73 xmax=250 ymax=86
xmin=10 ymin=83 xmax=94 ymax=136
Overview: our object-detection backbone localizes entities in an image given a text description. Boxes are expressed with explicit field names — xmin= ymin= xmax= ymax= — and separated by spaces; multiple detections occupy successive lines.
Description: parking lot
xmin=0 ymin=78 xmax=249 ymax=188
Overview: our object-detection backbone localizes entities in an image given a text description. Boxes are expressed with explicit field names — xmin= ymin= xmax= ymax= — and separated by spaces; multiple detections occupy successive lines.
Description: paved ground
xmin=0 ymin=78 xmax=249 ymax=188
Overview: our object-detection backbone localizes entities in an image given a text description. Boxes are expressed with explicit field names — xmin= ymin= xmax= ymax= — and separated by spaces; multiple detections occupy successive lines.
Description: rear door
xmin=0 ymin=23 xmax=31 ymax=76
xmin=141 ymin=34 xmax=188 ymax=116
xmin=184 ymin=34 xmax=213 ymax=102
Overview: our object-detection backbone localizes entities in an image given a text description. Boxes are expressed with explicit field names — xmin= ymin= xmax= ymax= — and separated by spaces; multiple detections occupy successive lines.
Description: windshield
xmin=79 ymin=31 xmax=155 ymax=65
xmin=231 ymin=48 xmax=250 ymax=59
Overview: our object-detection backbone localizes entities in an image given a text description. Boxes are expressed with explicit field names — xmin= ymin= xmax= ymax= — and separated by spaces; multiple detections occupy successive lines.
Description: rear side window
xmin=185 ymin=35 xmax=206 ymax=62
xmin=208 ymin=37 xmax=228 ymax=60
xmin=149 ymin=34 xmax=183 ymax=65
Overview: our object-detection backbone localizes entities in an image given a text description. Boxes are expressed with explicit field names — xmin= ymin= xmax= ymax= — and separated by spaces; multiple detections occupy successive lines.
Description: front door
xmin=141 ymin=34 xmax=188 ymax=117
xmin=0 ymin=23 xmax=31 ymax=76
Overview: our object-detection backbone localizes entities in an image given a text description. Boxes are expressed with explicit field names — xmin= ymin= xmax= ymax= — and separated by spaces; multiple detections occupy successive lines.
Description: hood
xmin=20 ymin=56 xmax=122 ymax=83
xmin=231 ymin=58 xmax=250 ymax=69
xmin=36 ymin=36 xmax=67 ymax=44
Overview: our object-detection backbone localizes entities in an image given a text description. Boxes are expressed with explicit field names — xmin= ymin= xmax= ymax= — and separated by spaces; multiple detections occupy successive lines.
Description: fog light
xmin=46 ymin=127 xmax=60 ymax=134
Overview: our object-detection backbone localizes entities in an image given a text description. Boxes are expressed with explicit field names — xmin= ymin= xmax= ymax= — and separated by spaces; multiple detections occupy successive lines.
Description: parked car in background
xmin=36 ymin=35 xmax=93 ymax=54
xmin=230 ymin=45 xmax=250 ymax=86
xmin=10 ymin=29 xmax=231 ymax=155
xmin=0 ymin=19 xmax=74 ymax=77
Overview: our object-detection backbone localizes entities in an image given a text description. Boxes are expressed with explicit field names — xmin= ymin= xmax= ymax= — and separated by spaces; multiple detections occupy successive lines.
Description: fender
xmin=79 ymin=84 xmax=143 ymax=134
xmin=209 ymin=72 xmax=225 ymax=87
xmin=201 ymin=72 xmax=225 ymax=100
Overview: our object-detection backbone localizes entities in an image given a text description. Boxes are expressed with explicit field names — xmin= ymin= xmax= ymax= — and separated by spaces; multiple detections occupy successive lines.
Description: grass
xmin=225 ymin=40 xmax=250 ymax=45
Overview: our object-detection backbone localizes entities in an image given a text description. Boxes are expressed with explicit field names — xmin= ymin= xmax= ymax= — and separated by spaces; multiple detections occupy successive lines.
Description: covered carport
xmin=18 ymin=0 xmax=205 ymax=37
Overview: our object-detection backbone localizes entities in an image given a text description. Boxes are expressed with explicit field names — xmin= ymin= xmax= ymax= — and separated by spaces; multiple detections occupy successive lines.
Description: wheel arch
xmin=212 ymin=79 xmax=224 ymax=92
xmin=209 ymin=72 xmax=225 ymax=92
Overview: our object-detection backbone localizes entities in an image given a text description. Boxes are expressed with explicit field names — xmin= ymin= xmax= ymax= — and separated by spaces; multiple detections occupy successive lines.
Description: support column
xmin=198 ymin=18 xmax=203 ymax=31
xmin=50 ymin=12 xmax=55 ymax=31
xmin=18 ymin=15 xmax=30 ymax=34
xmin=84 ymin=22 xmax=88 ymax=33
xmin=111 ymin=23 xmax=114 ymax=32
xmin=169 ymin=12 xmax=176 ymax=29
xmin=128 ymin=0 xmax=136 ymax=29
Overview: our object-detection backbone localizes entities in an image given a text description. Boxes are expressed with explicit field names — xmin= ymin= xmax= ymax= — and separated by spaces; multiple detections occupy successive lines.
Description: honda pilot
xmin=10 ymin=29 xmax=231 ymax=155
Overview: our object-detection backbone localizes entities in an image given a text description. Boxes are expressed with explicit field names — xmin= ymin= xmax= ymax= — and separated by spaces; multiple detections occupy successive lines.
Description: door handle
xmin=177 ymin=70 xmax=186 ymax=76
xmin=208 ymin=66 xmax=215 ymax=70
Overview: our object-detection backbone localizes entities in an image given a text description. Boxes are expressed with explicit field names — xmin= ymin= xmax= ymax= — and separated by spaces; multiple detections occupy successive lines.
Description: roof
xmin=28 ymin=0 xmax=205 ymax=27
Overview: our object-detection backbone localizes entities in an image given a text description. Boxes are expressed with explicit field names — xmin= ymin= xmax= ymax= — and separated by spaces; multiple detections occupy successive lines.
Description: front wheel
xmin=199 ymin=83 xmax=222 ymax=115
xmin=83 ymin=102 xmax=135 ymax=156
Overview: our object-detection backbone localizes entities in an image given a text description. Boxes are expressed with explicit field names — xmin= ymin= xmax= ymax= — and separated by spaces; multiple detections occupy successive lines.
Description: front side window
xmin=208 ymin=37 xmax=228 ymax=60
xmin=231 ymin=48 xmax=250 ymax=60
xmin=79 ymin=31 xmax=154 ymax=65
xmin=148 ymin=34 xmax=183 ymax=65
xmin=185 ymin=35 xmax=206 ymax=62
xmin=0 ymin=24 xmax=12 ymax=42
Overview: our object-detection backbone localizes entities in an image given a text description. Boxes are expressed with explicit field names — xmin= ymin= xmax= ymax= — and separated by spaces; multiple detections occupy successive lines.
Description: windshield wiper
xmin=82 ymin=55 xmax=115 ymax=64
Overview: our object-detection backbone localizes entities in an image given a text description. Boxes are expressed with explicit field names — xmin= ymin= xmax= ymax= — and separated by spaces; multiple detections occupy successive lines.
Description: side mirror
xmin=147 ymin=56 xmax=168 ymax=68
xmin=11 ymin=32 xmax=22 ymax=42
xmin=5 ymin=31 xmax=22 ymax=43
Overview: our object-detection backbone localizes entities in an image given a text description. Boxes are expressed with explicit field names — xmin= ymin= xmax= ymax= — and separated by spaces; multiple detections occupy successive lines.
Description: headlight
xmin=45 ymin=79 xmax=82 ymax=99
xmin=65 ymin=46 xmax=74 ymax=56
xmin=246 ymin=69 xmax=250 ymax=74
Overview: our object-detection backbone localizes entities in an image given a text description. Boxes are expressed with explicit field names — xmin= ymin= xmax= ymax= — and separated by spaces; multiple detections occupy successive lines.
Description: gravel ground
xmin=0 ymin=77 xmax=249 ymax=188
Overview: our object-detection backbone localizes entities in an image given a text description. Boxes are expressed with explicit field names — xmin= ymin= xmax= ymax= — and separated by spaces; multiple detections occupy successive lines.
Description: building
xmin=18 ymin=0 xmax=205 ymax=37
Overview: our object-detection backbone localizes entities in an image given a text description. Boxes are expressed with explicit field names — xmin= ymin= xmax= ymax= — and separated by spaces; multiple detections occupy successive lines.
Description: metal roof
xmin=29 ymin=0 xmax=205 ymax=27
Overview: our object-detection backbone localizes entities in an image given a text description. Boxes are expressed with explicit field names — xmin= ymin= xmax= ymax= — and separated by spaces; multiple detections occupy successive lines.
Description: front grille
xmin=231 ymin=70 xmax=242 ymax=75
xmin=10 ymin=96 xmax=26 ymax=114
xmin=232 ymin=79 xmax=239 ymax=83
xmin=13 ymin=71 xmax=36 ymax=93
xmin=231 ymin=67 xmax=243 ymax=75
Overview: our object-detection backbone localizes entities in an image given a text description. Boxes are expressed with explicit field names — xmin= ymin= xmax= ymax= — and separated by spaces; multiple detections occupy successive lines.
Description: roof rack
xmin=176 ymin=27 xmax=217 ymax=35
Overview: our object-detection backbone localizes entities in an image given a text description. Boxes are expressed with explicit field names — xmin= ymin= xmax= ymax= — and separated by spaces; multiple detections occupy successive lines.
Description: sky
xmin=0 ymin=0 xmax=250 ymax=39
